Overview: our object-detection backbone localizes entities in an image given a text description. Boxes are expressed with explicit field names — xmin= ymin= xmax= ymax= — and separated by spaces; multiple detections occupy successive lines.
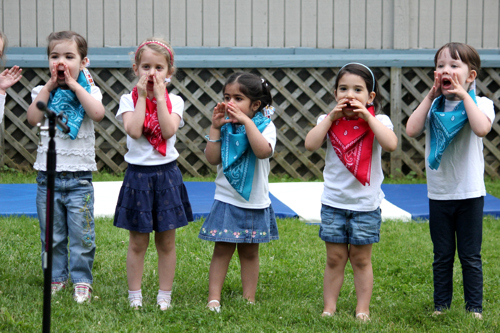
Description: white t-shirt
xmin=116 ymin=92 xmax=185 ymax=165
xmin=318 ymin=114 xmax=394 ymax=211
xmin=425 ymin=96 xmax=495 ymax=200
xmin=32 ymin=85 xmax=103 ymax=172
xmin=214 ymin=121 xmax=277 ymax=209
xmin=0 ymin=93 xmax=5 ymax=124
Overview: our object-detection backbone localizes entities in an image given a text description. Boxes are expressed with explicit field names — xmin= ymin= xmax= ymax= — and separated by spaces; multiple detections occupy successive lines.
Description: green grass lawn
xmin=1 ymin=170 xmax=499 ymax=331
xmin=1 ymin=215 xmax=499 ymax=332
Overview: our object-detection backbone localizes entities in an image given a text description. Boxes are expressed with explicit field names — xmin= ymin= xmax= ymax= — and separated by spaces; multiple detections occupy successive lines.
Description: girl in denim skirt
xmin=27 ymin=31 xmax=105 ymax=303
xmin=305 ymin=63 xmax=397 ymax=321
xmin=113 ymin=37 xmax=193 ymax=310
xmin=200 ymin=72 xmax=279 ymax=313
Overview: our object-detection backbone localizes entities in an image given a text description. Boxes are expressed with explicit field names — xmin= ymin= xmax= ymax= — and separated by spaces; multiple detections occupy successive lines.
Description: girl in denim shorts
xmin=305 ymin=63 xmax=398 ymax=321
xmin=113 ymin=37 xmax=193 ymax=310
xmin=27 ymin=31 xmax=105 ymax=303
xmin=200 ymin=72 xmax=279 ymax=313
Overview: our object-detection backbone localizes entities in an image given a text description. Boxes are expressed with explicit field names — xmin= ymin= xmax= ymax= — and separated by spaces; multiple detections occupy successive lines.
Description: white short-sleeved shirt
xmin=32 ymin=85 xmax=103 ymax=172
xmin=425 ymin=96 xmax=495 ymax=200
xmin=319 ymin=114 xmax=394 ymax=211
xmin=0 ymin=93 xmax=5 ymax=124
xmin=214 ymin=121 xmax=277 ymax=209
xmin=116 ymin=92 xmax=185 ymax=165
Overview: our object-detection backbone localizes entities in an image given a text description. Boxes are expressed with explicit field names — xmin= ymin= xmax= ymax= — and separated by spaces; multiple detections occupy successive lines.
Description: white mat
xmin=93 ymin=181 xmax=412 ymax=222
xmin=268 ymin=182 xmax=412 ymax=223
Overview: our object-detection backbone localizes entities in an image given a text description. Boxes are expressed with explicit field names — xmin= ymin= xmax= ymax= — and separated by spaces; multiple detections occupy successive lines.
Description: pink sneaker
xmin=73 ymin=283 xmax=92 ymax=304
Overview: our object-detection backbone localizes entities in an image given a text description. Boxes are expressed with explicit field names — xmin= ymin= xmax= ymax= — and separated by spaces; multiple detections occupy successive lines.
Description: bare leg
xmin=323 ymin=242 xmax=349 ymax=315
xmin=207 ymin=242 xmax=236 ymax=307
xmin=127 ymin=231 xmax=150 ymax=291
xmin=155 ymin=229 xmax=176 ymax=291
xmin=237 ymin=243 xmax=260 ymax=303
xmin=349 ymin=244 xmax=373 ymax=317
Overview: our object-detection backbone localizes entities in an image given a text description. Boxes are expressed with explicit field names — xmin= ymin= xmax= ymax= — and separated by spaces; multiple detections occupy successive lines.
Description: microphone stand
xmin=36 ymin=101 xmax=70 ymax=333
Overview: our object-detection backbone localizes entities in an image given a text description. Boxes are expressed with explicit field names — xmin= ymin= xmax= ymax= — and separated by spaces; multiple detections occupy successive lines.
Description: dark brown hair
xmin=334 ymin=63 xmax=381 ymax=112
xmin=223 ymin=72 xmax=273 ymax=114
xmin=46 ymin=31 xmax=88 ymax=60
xmin=434 ymin=42 xmax=481 ymax=73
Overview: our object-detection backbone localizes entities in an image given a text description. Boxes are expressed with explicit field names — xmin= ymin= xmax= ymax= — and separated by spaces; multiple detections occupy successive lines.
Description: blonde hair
xmin=134 ymin=37 xmax=175 ymax=76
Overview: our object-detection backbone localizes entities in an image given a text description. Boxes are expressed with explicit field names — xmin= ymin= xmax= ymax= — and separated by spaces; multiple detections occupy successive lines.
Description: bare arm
xmin=366 ymin=115 xmax=398 ymax=152
xmin=205 ymin=102 xmax=232 ymax=165
xmin=447 ymin=73 xmax=491 ymax=137
xmin=406 ymin=72 xmax=441 ymax=137
xmin=305 ymin=101 xmax=345 ymax=151
xmin=154 ymin=75 xmax=181 ymax=140
xmin=226 ymin=102 xmax=272 ymax=159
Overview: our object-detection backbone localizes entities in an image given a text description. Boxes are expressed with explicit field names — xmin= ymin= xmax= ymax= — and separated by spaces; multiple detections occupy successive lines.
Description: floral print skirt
xmin=198 ymin=200 xmax=279 ymax=243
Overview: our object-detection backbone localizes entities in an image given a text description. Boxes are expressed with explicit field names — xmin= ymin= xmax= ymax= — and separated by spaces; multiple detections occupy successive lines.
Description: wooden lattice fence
xmin=1 ymin=67 xmax=499 ymax=179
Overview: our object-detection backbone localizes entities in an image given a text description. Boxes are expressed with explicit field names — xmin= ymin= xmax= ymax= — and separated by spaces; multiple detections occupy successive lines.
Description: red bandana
xmin=327 ymin=106 xmax=375 ymax=186
xmin=131 ymin=87 xmax=172 ymax=156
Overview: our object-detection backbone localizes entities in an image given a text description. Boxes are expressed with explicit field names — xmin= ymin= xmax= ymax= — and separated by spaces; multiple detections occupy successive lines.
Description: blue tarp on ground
xmin=1 ymin=183 xmax=499 ymax=220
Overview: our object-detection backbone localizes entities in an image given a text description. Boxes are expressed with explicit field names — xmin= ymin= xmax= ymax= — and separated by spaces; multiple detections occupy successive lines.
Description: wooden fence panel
xmin=1 ymin=66 xmax=499 ymax=180
xmin=3 ymin=0 xmax=500 ymax=48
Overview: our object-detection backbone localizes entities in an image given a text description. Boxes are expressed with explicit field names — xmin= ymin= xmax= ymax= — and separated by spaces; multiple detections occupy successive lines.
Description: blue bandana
xmin=47 ymin=70 xmax=92 ymax=139
xmin=428 ymin=89 xmax=476 ymax=170
xmin=221 ymin=112 xmax=271 ymax=201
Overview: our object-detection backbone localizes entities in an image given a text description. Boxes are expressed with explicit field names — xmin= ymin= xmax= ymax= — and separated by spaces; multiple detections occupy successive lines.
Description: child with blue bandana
xmin=27 ymin=31 xmax=105 ymax=304
xmin=406 ymin=42 xmax=495 ymax=319
xmin=200 ymin=72 xmax=279 ymax=313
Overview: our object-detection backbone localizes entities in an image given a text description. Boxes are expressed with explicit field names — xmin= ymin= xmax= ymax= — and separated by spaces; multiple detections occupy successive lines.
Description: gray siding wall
xmin=1 ymin=0 xmax=499 ymax=49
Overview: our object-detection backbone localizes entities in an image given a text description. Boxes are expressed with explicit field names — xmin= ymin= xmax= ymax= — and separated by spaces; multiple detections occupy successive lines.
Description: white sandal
xmin=128 ymin=295 xmax=143 ymax=309
xmin=322 ymin=311 xmax=333 ymax=317
xmin=356 ymin=312 xmax=370 ymax=322
xmin=207 ymin=299 xmax=221 ymax=313
xmin=157 ymin=296 xmax=172 ymax=311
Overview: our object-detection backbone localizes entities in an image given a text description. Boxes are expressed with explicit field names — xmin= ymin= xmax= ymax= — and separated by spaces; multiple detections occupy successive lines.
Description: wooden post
xmin=390 ymin=67 xmax=402 ymax=177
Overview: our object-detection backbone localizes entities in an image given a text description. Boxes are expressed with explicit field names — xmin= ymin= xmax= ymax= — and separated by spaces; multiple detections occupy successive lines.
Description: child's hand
xmin=329 ymin=98 xmax=353 ymax=121
xmin=349 ymin=99 xmax=373 ymax=121
xmin=0 ymin=66 xmax=22 ymax=93
xmin=62 ymin=64 xmax=80 ymax=92
xmin=136 ymin=75 xmax=148 ymax=98
xmin=426 ymin=71 xmax=442 ymax=101
xmin=45 ymin=62 xmax=60 ymax=92
xmin=447 ymin=72 xmax=469 ymax=100
xmin=226 ymin=102 xmax=251 ymax=125
xmin=212 ymin=102 xmax=231 ymax=129
xmin=153 ymin=72 xmax=167 ymax=101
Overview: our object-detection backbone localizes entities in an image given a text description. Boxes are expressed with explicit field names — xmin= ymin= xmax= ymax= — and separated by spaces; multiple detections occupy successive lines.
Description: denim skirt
xmin=114 ymin=162 xmax=193 ymax=233
xmin=198 ymin=200 xmax=279 ymax=243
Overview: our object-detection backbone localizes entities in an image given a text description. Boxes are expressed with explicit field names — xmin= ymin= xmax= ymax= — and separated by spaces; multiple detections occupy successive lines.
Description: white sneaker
xmin=51 ymin=281 xmax=67 ymax=295
xmin=73 ymin=283 xmax=92 ymax=304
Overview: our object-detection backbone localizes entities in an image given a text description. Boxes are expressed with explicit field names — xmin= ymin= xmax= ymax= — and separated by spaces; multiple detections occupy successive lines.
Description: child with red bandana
xmin=406 ymin=43 xmax=494 ymax=319
xmin=113 ymin=37 xmax=193 ymax=311
xmin=305 ymin=63 xmax=397 ymax=321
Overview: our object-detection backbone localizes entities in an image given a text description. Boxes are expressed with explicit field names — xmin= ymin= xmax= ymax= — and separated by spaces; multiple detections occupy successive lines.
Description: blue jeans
xmin=429 ymin=197 xmax=484 ymax=313
xmin=36 ymin=171 xmax=95 ymax=284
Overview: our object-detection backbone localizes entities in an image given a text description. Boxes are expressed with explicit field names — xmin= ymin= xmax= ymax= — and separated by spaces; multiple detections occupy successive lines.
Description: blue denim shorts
xmin=319 ymin=204 xmax=381 ymax=245
xmin=198 ymin=200 xmax=279 ymax=243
